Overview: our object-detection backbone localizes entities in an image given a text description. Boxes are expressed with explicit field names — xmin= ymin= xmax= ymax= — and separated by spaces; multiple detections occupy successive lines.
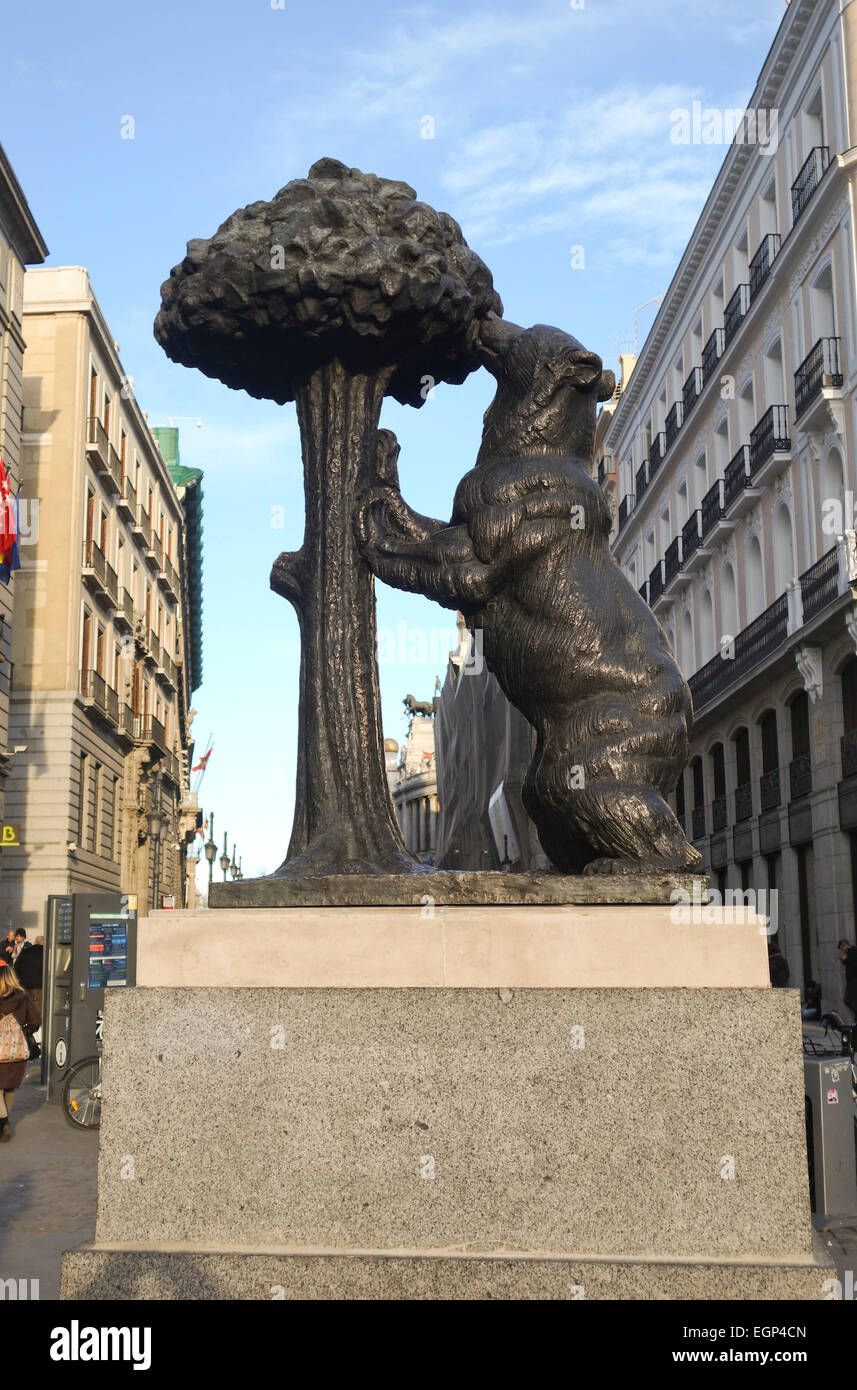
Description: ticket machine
xmin=44 ymin=892 xmax=138 ymax=1100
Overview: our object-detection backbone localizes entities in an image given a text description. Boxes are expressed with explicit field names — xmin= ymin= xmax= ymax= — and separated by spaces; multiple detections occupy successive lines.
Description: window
xmin=760 ymin=176 xmax=778 ymax=238
xmin=99 ymin=509 xmax=108 ymax=553
xmin=714 ymin=417 xmax=730 ymax=473
xmin=760 ymin=710 xmax=779 ymax=773
xmin=809 ymin=263 xmax=836 ymax=342
xmin=763 ymin=339 xmax=786 ymax=407
xmin=804 ymin=85 xmax=825 ymax=160
xmin=95 ymin=625 xmax=104 ymax=677
xmin=86 ymin=490 xmax=95 ymax=544
xmin=112 ymin=776 xmax=122 ymax=862
xmin=746 ymin=535 xmax=765 ymax=622
xmin=103 ymin=393 xmax=111 ymax=437
xmin=81 ymin=610 xmax=91 ymax=672
xmin=91 ymin=763 xmax=101 ymax=854
xmin=89 ymin=368 xmax=98 ymax=422
xmin=773 ymin=506 xmax=795 ymax=594
xmin=78 ymin=753 xmax=89 ymax=845
xmin=120 ymin=429 xmax=128 ymax=477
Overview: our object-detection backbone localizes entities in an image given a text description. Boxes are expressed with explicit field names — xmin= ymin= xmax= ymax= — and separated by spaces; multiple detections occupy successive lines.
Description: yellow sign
xmin=1 ymin=824 xmax=20 ymax=846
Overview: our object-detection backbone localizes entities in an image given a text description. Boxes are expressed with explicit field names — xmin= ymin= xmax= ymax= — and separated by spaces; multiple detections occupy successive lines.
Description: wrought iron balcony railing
xmin=649 ymin=560 xmax=664 ymax=604
xmin=724 ymin=445 xmax=750 ymax=509
xmin=799 ymin=546 xmax=838 ymax=624
xmin=700 ymin=479 xmax=724 ymax=540
xmin=134 ymin=713 xmax=167 ymax=753
xmin=663 ymin=537 xmax=681 ymax=586
xmin=724 ymin=284 xmax=750 ymax=346
xmin=682 ymin=510 xmax=701 ymax=565
xmin=734 ymin=781 xmax=753 ymax=823
xmin=749 ymin=233 xmax=781 ymax=301
xmin=760 ymin=768 xmax=781 ymax=812
xmin=79 ymin=669 xmax=119 ymax=726
xmin=688 ymin=593 xmax=788 ymax=712
xmin=135 ymin=506 xmax=151 ymax=547
xmin=114 ymin=586 xmax=134 ymax=629
xmin=85 ymin=416 xmax=109 ymax=467
xmin=118 ymin=473 xmax=137 ymax=520
xmin=791 ymin=146 xmax=830 ymax=225
xmin=664 ymin=402 xmax=683 ymax=450
xmin=649 ymin=432 xmax=666 ymax=478
xmin=638 ymin=579 xmax=649 ymax=604
xmin=691 ymin=805 xmax=706 ymax=841
xmin=795 ymin=336 xmax=842 ymax=419
xmin=789 ymin=753 xmax=812 ymax=801
xmin=618 ymin=493 xmax=634 ymax=529
xmin=636 ymin=461 xmax=649 ymax=502
xmin=701 ymin=329 xmax=724 ymax=385
xmin=682 ymin=366 xmax=703 ymax=419
xmin=749 ymin=405 xmax=790 ymax=477
xmin=712 ymin=795 xmax=727 ymax=832
xmin=842 ymin=729 xmax=857 ymax=780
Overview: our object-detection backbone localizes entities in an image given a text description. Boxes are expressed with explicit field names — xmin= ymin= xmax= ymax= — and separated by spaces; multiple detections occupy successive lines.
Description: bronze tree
xmin=155 ymin=159 xmax=501 ymax=877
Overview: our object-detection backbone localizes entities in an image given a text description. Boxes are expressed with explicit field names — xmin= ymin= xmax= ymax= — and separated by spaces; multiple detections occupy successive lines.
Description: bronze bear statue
xmin=356 ymin=313 xmax=702 ymax=876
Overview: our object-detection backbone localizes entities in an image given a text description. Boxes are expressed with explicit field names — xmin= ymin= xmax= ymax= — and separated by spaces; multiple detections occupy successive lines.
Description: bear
xmin=355 ymin=312 xmax=702 ymax=876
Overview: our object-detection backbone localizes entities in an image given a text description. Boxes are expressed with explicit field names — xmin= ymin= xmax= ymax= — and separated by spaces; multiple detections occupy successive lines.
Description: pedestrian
xmin=11 ymin=927 xmax=27 ymax=962
xmin=0 ymin=962 xmax=40 ymax=1142
xmin=838 ymin=939 xmax=857 ymax=1022
xmin=768 ymin=939 xmax=790 ymax=987
xmin=14 ymin=933 xmax=43 ymax=1011
xmin=1 ymin=930 xmax=14 ymax=965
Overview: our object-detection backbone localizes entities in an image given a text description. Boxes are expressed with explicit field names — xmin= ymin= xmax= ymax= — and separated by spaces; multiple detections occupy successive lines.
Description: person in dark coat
xmin=0 ymin=963 xmax=41 ymax=1141
xmin=14 ymin=934 xmax=43 ymax=1009
xmin=768 ymin=939 xmax=790 ymax=988
xmin=1 ymin=930 xmax=14 ymax=965
xmin=838 ymin=940 xmax=857 ymax=1021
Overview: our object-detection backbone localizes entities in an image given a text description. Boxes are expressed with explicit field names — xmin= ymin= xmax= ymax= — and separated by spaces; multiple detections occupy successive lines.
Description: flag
xmin=0 ymin=459 xmax=19 ymax=585
xmin=192 ymin=747 xmax=212 ymax=773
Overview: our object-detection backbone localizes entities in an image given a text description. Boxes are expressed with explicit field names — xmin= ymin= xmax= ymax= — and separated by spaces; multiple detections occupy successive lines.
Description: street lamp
xmin=220 ymin=831 xmax=230 ymax=881
xmin=204 ymin=811 xmax=217 ymax=889
xmin=230 ymin=843 xmax=239 ymax=880
xmin=237 ymin=856 xmax=243 ymax=880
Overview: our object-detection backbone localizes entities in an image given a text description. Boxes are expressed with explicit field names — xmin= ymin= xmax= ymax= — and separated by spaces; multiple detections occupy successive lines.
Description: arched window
xmin=822 ymin=446 xmax=845 ymax=521
xmin=764 ymin=338 xmax=786 ymax=407
xmin=680 ymin=610 xmax=694 ymax=675
xmin=700 ymin=589 xmax=716 ymax=662
xmin=759 ymin=709 xmax=781 ymax=811
xmin=789 ymin=690 xmax=812 ymax=799
xmin=738 ymin=378 xmax=755 ymax=442
xmin=710 ymin=741 xmax=726 ymax=830
xmin=721 ymin=560 xmax=739 ymax=642
xmin=746 ymin=535 xmax=765 ymax=621
xmin=733 ymin=727 xmax=752 ymax=821
xmin=773 ymin=505 xmax=796 ymax=594
xmin=809 ymin=262 xmax=836 ymax=342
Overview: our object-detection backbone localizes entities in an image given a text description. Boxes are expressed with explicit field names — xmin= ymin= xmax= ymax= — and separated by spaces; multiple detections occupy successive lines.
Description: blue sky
xmin=5 ymin=0 xmax=787 ymax=880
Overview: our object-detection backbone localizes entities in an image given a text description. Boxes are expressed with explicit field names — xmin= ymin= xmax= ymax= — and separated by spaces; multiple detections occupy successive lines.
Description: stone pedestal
xmin=61 ymin=904 xmax=832 ymax=1300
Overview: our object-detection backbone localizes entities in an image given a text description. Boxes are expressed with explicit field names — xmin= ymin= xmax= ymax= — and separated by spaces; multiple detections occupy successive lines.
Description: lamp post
xmin=220 ymin=831 xmax=230 ymax=882
xmin=204 ymin=811 xmax=217 ymax=889
xmin=230 ymin=843 xmax=239 ymax=880
xmin=237 ymin=856 xmax=243 ymax=881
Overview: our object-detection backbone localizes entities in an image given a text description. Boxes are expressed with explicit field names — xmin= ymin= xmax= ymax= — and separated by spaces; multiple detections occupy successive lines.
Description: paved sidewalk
xmin=0 ymin=1064 xmax=98 ymax=1300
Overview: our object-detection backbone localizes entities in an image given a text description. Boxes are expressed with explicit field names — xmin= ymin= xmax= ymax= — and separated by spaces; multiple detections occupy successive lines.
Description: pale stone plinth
xmin=137 ymin=903 xmax=770 ymax=988
xmin=61 ymin=907 xmax=830 ymax=1301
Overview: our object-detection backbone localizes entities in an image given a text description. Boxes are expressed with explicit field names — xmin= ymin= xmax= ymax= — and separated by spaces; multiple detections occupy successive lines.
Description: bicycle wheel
xmin=62 ymin=1057 xmax=102 ymax=1130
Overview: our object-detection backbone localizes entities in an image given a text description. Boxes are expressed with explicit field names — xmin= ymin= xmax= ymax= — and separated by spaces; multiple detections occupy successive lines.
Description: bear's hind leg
xmin=527 ymin=774 xmax=702 ymax=875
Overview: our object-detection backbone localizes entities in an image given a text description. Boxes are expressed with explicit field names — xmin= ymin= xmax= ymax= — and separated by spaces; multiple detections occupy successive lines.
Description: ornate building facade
xmin=605 ymin=0 xmax=857 ymax=1012
xmin=1 ymin=266 xmax=203 ymax=928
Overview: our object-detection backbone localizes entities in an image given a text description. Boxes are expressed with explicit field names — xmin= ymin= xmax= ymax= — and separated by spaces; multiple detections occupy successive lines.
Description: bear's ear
xmin=559 ymin=347 xmax=604 ymax=392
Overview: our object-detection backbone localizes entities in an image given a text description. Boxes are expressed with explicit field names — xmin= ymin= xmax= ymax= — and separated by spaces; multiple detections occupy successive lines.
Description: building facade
xmin=1 ymin=266 xmax=202 ymax=929
xmin=605 ymin=0 xmax=857 ymax=1011
xmin=388 ymin=702 xmax=439 ymax=863
xmin=0 ymin=145 xmax=47 ymax=865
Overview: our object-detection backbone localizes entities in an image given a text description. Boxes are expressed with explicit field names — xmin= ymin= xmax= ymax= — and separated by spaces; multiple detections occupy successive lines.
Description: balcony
xmin=162 ymin=748 xmax=182 ymax=787
xmin=134 ymin=713 xmax=167 ymax=755
xmin=618 ymin=493 xmax=634 ymax=530
xmin=85 ymin=416 xmax=109 ymax=472
xmin=79 ymin=669 xmax=119 ymax=727
xmin=82 ymin=539 xmax=119 ymax=606
xmin=791 ymin=146 xmax=830 ymax=225
xmin=133 ymin=506 xmax=151 ymax=549
xmin=842 ymin=730 xmax=857 ymax=780
xmin=701 ymin=329 xmax=724 ymax=386
xmin=681 ymin=511 xmax=702 ymax=571
xmin=723 ymin=445 xmax=761 ymax=519
xmin=682 ymin=367 xmax=703 ymax=420
xmin=117 ymin=473 xmax=137 ymax=523
xmin=749 ymin=233 xmax=781 ymax=302
xmin=700 ymin=478 xmax=729 ymax=546
xmin=689 ymin=592 xmax=789 ymax=713
xmin=723 ymin=284 xmax=750 ymax=347
xmin=712 ymin=795 xmax=727 ymax=832
xmin=734 ymin=782 xmax=753 ymax=823
xmin=664 ymin=402 xmax=683 ymax=451
xmin=104 ymin=444 xmax=122 ymax=496
xmin=648 ymin=560 xmax=665 ymax=605
xmin=118 ymin=703 xmax=136 ymax=743
xmin=649 ymin=432 xmax=666 ymax=479
xmin=635 ymin=461 xmax=649 ymax=503
xmin=638 ymin=579 xmax=649 ymax=604
xmin=794 ymin=336 xmax=843 ymax=424
xmin=113 ymin=586 xmax=134 ymax=632
xmin=149 ymin=631 xmax=162 ymax=669
xmin=147 ymin=531 xmax=163 ymax=572
xmin=789 ymin=754 xmax=812 ymax=801
xmin=800 ymin=546 xmax=839 ymax=624
xmin=748 ymin=404 xmax=790 ymax=485
xmin=663 ymin=536 xmax=682 ymax=591
xmin=691 ymin=805 xmax=706 ymax=841
xmin=162 ymin=554 xmax=180 ymax=602
xmin=760 ymin=768 xmax=781 ymax=812
xmin=157 ymin=649 xmax=179 ymax=691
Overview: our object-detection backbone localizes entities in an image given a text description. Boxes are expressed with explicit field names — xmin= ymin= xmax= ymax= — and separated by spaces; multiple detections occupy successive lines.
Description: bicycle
xmin=62 ymin=1009 xmax=104 ymax=1130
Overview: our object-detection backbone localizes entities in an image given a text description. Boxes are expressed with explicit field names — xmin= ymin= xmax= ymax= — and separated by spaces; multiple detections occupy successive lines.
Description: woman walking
xmin=0 ymin=962 xmax=40 ymax=1141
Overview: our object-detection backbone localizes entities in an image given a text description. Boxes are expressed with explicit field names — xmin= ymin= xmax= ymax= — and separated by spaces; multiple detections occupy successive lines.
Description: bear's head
xmin=474 ymin=314 xmax=614 ymax=465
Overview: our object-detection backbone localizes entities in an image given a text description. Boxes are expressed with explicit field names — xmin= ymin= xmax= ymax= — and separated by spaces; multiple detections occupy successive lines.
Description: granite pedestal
xmin=61 ymin=902 xmax=832 ymax=1300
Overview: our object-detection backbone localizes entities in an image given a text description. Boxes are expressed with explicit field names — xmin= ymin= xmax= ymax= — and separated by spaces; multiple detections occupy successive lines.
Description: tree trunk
xmin=270 ymin=360 xmax=423 ymax=877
